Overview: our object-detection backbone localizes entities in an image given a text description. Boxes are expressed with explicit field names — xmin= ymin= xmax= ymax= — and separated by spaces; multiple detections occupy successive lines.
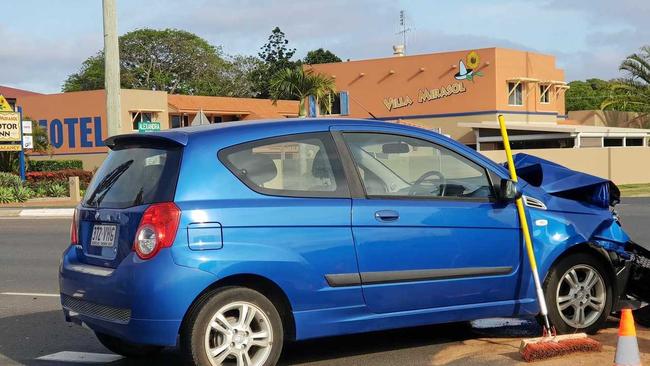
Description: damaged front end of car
xmin=512 ymin=154 xmax=650 ymax=312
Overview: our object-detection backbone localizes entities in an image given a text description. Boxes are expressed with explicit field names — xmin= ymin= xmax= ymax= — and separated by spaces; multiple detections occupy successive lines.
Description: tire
xmin=95 ymin=332 xmax=163 ymax=358
xmin=633 ymin=306 xmax=650 ymax=328
xmin=181 ymin=287 xmax=284 ymax=366
xmin=543 ymin=252 xmax=613 ymax=334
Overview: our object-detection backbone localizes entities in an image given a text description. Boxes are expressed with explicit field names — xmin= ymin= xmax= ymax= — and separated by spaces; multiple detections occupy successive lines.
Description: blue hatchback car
xmin=60 ymin=118 xmax=648 ymax=366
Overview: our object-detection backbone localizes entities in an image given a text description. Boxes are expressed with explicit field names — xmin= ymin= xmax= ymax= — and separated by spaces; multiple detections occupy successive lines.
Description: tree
xmin=62 ymin=55 xmax=105 ymax=92
xmin=565 ymin=79 xmax=612 ymax=111
xmin=258 ymin=27 xmax=296 ymax=70
xmin=601 ymin=46 xmax=650 ymax=126
xmin=620 ymin=46 xmax=650 ymax=85
xmin=303 ymin=48 xmax=341 ymax=65
xmin=269 ymin=67 xmax=336 ymax=116
xmin=219 ymin=55 xmax=265 ymax=98
xmin=252 ymin=27 xmax=297 ymax=98
xmin=63 ymin=29 xmax=230 ymax=95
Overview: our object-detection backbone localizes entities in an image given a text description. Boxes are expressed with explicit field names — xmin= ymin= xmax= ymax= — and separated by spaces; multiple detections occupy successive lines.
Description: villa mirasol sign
xmin=383 ymin=81 xmax=466 ymax=111
xmin=381 ymin=50 xmax=484 ymax=112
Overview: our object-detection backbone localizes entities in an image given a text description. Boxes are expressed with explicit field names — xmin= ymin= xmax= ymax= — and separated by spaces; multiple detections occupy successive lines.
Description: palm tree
xmin=269 ymin=67 xmax=336 ymax=117
xmin=620 ymin=46 xmax=650 ymax=85
xmin=601 ymin=46 xmax=650 ymax=127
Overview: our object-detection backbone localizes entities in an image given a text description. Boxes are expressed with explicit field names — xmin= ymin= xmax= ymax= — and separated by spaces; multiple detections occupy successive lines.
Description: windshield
xmin=83 ymin=146 xmax=182 ymax=208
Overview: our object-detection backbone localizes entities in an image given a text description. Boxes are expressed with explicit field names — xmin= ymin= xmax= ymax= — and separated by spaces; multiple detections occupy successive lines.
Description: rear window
xmin=83 ymin=146 xmax=182 ymax=208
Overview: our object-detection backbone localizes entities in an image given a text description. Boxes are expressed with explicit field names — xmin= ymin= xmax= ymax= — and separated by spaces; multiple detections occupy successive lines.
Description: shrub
xmin=0 ymin=172 xmax=21 ymax=188
xmin=32 ymin=184 xmax=48 ymax=198
xmin=28 ymin=160 xmax=83 ymax=172
xmin=46 ymin=182 xmax=68 ymax=197
xmin=26 ymin=169 xmax=93 ymax=185
xmin=0 ymin=186 xmax=13 ymax=203
xmin=12 ymin=186 xmax=33 ymax=202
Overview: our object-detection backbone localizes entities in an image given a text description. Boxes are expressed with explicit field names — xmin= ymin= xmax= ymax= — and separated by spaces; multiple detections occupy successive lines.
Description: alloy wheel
xmin=555 ymin=264 xmax=606 ymax=329
xmin=204 ymin=301 xmax=273 ymax=366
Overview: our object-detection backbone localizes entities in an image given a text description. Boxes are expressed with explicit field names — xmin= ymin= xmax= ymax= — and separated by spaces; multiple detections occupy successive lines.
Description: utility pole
xmin=103 ymin=0 xmax=121 ymax=137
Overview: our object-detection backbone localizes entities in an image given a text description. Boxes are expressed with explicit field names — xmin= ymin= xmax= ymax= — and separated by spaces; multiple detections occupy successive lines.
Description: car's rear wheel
xmin=181 ymin=287 xmax=283 ymax=366
xmin=543 ymin=252 xmax=612 ymax=334
xmin=94 ymin=332 xmax=163 ymax=358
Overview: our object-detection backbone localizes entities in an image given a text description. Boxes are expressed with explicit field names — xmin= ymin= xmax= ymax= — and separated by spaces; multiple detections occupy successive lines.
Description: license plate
xmin=90 ymin=224 xmax=117 ymax=247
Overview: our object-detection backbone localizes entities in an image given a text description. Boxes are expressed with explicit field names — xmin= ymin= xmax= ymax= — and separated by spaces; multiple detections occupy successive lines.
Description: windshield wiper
xmin=86 ymin=160 xmax=134 ymax=207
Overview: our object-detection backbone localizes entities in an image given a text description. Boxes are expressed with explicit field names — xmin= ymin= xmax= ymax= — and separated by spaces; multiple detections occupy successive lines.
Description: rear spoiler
xmin=104 ymin=131 xmax=189 ymax=150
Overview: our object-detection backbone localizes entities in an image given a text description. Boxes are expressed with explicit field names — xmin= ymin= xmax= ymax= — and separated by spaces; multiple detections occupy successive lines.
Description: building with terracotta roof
xmin=15 ymin=89 xmax=298 ymax=169
xmin=167 ymin=94 xmax=298 ymax=126
xmin=308 ymin=47 xmax=650 ymax=150
xmin=0 ymin=85 xmax=43 ymax=111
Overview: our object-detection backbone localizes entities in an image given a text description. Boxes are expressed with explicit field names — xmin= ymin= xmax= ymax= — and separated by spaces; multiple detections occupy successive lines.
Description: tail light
xmin=133 ymin=202 xmax=181 ymax=260
xmin=70 ymin=208 xmax=79 ymax=245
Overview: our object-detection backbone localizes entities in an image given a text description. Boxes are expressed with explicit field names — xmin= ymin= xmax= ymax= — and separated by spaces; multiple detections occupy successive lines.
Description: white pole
xmin=103 ymin=0 xmax=121 ymax=137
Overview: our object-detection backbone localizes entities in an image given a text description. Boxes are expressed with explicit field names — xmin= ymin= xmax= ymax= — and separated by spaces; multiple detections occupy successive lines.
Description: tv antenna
xmin=396 ymin=10 xmax=412 ymax=53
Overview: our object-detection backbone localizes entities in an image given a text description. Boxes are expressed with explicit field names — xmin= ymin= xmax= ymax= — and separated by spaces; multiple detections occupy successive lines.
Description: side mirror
xmin=498 ymin=179 xmax=521 ymax=202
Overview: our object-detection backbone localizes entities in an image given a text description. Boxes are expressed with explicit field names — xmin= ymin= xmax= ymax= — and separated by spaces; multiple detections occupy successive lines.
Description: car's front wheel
xmin=543 ymin=252 xmax=612 ymax=334
xmin=181 ymin=287 xmax=283 ymax=366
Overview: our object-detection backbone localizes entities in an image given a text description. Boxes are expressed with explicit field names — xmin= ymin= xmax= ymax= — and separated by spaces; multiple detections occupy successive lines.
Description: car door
xmin=333 ymin=127 xmax=521 ymax=314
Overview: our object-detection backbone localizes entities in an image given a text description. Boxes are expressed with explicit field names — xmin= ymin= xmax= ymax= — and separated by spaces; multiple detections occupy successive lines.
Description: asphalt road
xmin=1 ymin=198 xmax=649 ymax=366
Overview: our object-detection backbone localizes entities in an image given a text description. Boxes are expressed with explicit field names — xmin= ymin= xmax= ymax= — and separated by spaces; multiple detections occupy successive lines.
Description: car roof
xmin=120 ymin=118 xmax=434 ymax=146
xmin=177 ymin=117 xmax=423 ymax=136
xmin=107 ymin=117 xmax=511 ymax=180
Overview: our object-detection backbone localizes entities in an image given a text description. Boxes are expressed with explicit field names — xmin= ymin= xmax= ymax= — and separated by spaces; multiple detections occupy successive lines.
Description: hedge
xmin=29 ymin=160 xmax=83 ymax=172
xmin=26 ymin=169 xmax=93 ymax=184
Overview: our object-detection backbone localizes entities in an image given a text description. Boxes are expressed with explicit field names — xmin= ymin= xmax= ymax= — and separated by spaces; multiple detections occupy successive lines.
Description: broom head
xmin=519 ymin=333 xmax=602 ymax=362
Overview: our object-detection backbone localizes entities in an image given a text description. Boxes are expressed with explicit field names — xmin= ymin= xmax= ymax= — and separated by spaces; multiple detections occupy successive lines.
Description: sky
xmin=2 ymin=0 xmax=648 ymax=94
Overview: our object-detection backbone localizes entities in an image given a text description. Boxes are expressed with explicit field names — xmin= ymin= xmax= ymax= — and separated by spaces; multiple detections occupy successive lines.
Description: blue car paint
xmin=60 ymin=247 xmax=217 ymax=345
xmin=59 ymin=118 xmax=630 ymax=346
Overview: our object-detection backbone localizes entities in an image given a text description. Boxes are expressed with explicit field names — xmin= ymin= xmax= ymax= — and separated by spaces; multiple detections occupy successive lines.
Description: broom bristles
xmin=520 ymin=338 xmax=602 ymax=362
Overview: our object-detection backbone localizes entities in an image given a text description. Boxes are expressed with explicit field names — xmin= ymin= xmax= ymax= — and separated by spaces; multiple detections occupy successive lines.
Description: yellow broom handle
xmin=497 ymin=115 xmax=549 ymax=323
xmin=497 ymin=114 xmax=538 ymax=273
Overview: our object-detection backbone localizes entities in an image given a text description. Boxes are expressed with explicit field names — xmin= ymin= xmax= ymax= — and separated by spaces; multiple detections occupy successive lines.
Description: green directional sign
xmin=138 ymin=121 xmax=161 ymax=133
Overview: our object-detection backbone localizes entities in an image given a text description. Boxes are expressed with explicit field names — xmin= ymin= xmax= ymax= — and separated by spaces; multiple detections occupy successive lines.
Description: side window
xmin=342 ymin=132 xmax=493 ymax=199
xmin=219 ymin=133 xmax=349 ymax=198
xmin=508 ymin=82 xmax=523 ymax=106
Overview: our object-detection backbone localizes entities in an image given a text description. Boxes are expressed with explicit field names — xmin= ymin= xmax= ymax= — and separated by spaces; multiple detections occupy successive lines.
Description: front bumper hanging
xmin=624 ymin=242 xmax=650 ymax=307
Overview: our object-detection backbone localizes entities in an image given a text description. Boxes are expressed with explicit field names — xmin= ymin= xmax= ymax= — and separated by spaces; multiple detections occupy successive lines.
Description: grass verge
xmin=619 ymin=183 xmax=650 ymax=197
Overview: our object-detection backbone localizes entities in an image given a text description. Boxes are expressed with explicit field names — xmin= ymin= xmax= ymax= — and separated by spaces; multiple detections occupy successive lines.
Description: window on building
xmin=321 ymin=93 xmax=341 ymax=115
xmin=492 ymin=138 xmax=575 ymax=150
xmin=604 ymin=138 xmax=624 ymax=147
xmin=131 ymin=112 xmax=153 ymax=130
xmin=626 ymin=138 xmax=643 ymax=147
xmin=219 ymin=133 xmax=349 ymax=198
xmin=7 ymin=98 xmax=17 ymax=111
xmin=170 ymin=115 xmax=182 ymax=129
xmin=539 ymin=85 xmax=550 ymax=104
xmin=508 ymin=82 xmax=523 ymax=106
xmin=212 ymin=116 xmax=223 ymax=123
xmin=319 ymin=91 xmax=349 ymax=116
xmin=342 ymin=133 xmax=493 ymax=200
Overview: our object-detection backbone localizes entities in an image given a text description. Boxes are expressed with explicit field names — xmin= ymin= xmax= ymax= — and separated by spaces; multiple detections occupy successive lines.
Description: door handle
xmin=375 ymin=210 xmax=399 ymax=222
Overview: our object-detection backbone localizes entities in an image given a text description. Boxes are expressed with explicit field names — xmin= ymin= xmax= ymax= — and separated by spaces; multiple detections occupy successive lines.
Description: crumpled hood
xmin=510 ymin=153 xmax=620 ymax=208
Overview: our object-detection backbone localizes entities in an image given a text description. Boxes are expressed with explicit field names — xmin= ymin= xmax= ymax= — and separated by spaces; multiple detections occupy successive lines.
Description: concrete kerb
xmin=0 ymin=208 xmax=74 ymax=218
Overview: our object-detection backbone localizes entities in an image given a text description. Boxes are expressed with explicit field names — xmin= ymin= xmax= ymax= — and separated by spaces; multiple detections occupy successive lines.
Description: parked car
xmin=59 ymin=118 xmax=650 ymax=366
